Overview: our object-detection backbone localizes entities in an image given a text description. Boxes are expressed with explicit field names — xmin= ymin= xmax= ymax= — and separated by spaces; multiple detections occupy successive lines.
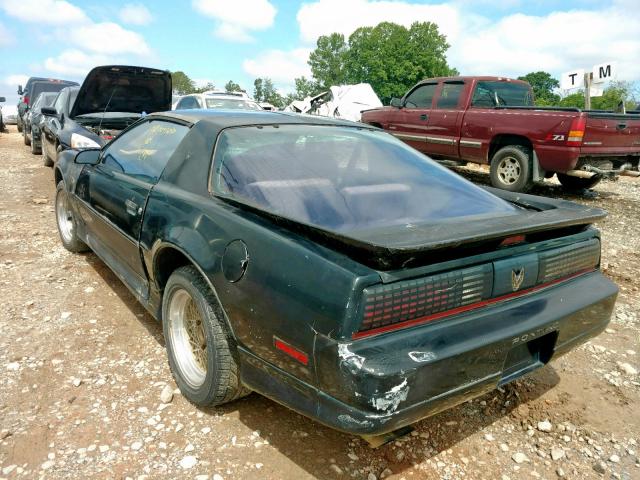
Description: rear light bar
xmin=354 ymin=239 xmax=601 ymax=339
xmin=567 ymin=116 xmax=587 ymax=146
xmin=274 ymin=337 xmax=308 ymax=365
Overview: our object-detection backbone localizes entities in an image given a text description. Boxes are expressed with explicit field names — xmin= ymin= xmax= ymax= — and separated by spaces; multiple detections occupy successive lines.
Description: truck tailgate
xmin=583 ymin=113 xmax=640 ymax=149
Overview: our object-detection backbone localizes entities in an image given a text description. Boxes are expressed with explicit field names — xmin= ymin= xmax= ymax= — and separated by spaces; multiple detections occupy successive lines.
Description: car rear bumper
xmin=240 ymin=271 xmax=617 ymax=435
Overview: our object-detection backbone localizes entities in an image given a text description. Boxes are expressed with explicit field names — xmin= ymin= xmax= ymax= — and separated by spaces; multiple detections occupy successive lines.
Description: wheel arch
xmin=488 ymin=133 xmax=533 ymax=162
xmin=54 ymin=167 xmax=63 ymax=187
xmin=152 ymin=242 xmax=238 ymax=341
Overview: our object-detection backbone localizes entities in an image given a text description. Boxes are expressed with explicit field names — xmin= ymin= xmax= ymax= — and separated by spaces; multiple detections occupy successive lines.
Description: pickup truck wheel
xmin=43 ymin=150 xmax=53 ymax=167
xmin=31 ymin=138 xmax=41 ymax=155
xmin=23 ymin=129 xmax=30 ymax=146
xmin=163 ymin=266 xmax=249 ymax=407
xmin=55 ymin=181 xmax=88 ymax=253
xmin=556 ymin=173 xmax=602 ymax=191
xmin=490 ymin=145 xmax=533 ymax=193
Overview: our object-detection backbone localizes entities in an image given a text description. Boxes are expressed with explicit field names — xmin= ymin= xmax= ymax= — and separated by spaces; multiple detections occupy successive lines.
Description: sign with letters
xmin=592 ymin=62 xmax=616 ymax=83
xmin=560 ymin=69 xmax=585 ymax=90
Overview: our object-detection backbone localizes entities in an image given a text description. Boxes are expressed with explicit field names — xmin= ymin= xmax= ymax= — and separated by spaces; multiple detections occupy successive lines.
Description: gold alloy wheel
xmin=168 ymin=289 xmax=208 ymax=387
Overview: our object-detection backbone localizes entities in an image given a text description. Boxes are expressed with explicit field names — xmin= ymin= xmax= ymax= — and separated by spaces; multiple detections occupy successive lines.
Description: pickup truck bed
xmin=361 ymin=76 xmax=640 ymax=192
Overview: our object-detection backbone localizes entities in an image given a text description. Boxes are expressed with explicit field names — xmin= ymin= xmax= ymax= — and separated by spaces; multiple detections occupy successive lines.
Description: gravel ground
xmin=1 ymin=126 xmax=639 ymax=480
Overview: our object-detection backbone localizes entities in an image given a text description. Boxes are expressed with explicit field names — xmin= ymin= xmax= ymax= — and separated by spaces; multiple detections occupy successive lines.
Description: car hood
xmin=70 ymin=65 xmax=172 ymax=118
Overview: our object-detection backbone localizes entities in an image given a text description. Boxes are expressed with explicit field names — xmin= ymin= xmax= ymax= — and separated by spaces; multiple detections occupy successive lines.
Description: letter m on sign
xmin=599 ymin=65 xmax=611 ymax=80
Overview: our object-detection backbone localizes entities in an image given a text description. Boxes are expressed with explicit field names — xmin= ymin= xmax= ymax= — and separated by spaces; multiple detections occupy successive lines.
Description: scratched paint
xmin=408 ymin=351 xmax=437 ymax=362
xmin=338 ymin=343 xmax=365 ymax=373
xmin=371 ymin=379 xmax=409 ymax=413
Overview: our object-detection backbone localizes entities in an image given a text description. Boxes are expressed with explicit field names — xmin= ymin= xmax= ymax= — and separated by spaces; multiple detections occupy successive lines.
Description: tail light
xmin=567 ymin=116 xmax=586 ymax=146
xmin=354 ymin=239 xmax=601 ymax=339
xmin=23 ymin=96 xmax=29 ymax=105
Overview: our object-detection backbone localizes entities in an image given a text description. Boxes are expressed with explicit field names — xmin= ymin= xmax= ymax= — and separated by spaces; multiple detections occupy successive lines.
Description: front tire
xmin=489 ymin=145 xmax=534 ymax=193
xmin=55 ymin=181 xmax=88 ymax=252
xmin=556 ymin=173 xmax=602 ymax=191
xmin=163 ymin=266 xmax=248 ymax=406
xmin=31 ymin=138 xmax=41 ymax=155
xmin=43 ymin=149 xmax=54 ymax=167
xmin=23 ymin=128 xmax=31 ymax=146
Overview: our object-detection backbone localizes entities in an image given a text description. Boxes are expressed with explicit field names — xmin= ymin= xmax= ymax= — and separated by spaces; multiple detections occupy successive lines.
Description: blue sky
xmin=1 ymin=0 xmax=638 ymax=106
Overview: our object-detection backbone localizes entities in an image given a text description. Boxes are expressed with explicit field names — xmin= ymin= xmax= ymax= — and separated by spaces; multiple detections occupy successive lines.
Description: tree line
xmin=172 ymin=21 xmax=637 ymax=110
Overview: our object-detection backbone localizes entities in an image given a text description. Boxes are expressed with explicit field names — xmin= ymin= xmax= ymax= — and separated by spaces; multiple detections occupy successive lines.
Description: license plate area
xmin=499 ymin=331 xmax=558 ymax=386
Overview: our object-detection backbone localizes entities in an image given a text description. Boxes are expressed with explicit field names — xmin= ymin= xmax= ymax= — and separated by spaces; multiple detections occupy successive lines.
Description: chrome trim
xmin=459 ymin=139 xmax=482 ymax=148
xmin=391 ymin=132 xmax=427 ymax=142
xmin=426 ymin=136 xmax=456 ymax=145
xmin=583 ymin=141 xmax=603 ymax=146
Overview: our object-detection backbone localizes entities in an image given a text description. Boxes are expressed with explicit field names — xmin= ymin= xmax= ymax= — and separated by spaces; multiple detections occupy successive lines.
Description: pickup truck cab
xmin=361 ymin=76 xmax=640 ymax=192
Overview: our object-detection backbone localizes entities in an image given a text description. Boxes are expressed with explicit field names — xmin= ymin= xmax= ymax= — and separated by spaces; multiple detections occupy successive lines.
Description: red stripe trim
xmin=274 ymin=338 xmax=309 ymax=365
xmin=352 ymin=269 xmax=594 ymax=340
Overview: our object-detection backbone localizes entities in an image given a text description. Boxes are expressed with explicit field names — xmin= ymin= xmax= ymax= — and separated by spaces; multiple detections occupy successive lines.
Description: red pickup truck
xmin=361 ymin=76 xmax=640 ymax=192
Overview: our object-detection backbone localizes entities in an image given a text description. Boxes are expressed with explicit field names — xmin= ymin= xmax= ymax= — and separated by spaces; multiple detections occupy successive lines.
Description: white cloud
xmin=297 ymin=0 xmax=461 ymax=45
xmin=193 ymin=0 xmax=277 ymax=42
xmin=119 ymin=3 xmax=153 ymax=26
xmin=65 ymin=22 xmax=151 ymax=56
xmin=0 ymin=0 xmax=87 ymax=24
xmin=242 ymin=48 xmax=312 ymax=86
xmin=3 ymin=74 xmax=29 ymax=87
xmin=0 ymin=21 xmax=13 ymax=46
xmin=294 ymin=0 xmax=640 ymax=84
xmin=43 ymin=49 xmax=111 ymax=76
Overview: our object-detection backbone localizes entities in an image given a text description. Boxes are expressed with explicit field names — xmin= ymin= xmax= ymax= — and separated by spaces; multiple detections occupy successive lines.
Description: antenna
xmin=97 ymin=86 xmax=117 ymax=136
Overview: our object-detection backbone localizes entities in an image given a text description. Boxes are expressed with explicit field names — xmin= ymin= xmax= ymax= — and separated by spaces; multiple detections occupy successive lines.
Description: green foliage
xmin=518 ymin=71 xmax=560 ymax=106
xmin=224 ymin=80 xmax=243 ymax=93
xmin=558 ymin=82 xmax=637 ymax=110
xmin=194 ymin=82 xmax=215 ymax=93
xmin=308 ymin=22 xmax=456 ymax=103
xmin=253 ymin=77 xmax=284 ymax=107
xmin=171 ymin=71 xmax=196 ymax=95
xmin=294 ymin=76 xmax=322 ymax=99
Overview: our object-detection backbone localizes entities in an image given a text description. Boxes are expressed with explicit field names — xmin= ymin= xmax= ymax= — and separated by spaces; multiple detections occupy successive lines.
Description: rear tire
xmin=489 ymin=145 xmax=534 ymax=193
xmin=31 ymin=138 xmax=41 ymax=155
xmin=17 ymin=121 xmax=22 ymax=133
xmin=557 ymin=173 xmax=602 ymax=191
xmin=43 ymin=150 xmax=54 ymax=167
xmin=55 ymin=181 xmax=88 ymax=253
xmin=23 ymin=129 xmax=30 ymax=146
xmin=163 ymin=266 xmax=249 ymax=407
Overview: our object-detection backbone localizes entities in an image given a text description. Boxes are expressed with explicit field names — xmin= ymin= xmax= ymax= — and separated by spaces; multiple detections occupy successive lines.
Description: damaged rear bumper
xmin=240 ymin=271 xmax=617 ymax=435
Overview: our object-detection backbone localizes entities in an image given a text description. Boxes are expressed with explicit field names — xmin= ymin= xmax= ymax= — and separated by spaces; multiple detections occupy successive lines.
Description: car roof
xmin=151 ymin=109 xmax=364 ymax=129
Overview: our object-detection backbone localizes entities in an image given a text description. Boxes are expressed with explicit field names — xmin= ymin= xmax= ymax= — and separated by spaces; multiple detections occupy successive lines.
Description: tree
xmin=293 ymin=76 xmax=321 ymax=99
xmin=558 ymin=82 xmax=637 ymax=110
xmin=308 ymin=33 xmax=349 ymax=89
xmin=517 ymin=71 xmax=560 ymax=106
xmin=194 ymin=82 xmax=215 ymax=93
xmin=253 ymin=77 xmax=284 ymax=107
xmin=171 ymin=71 xmax=196 ymax=95
xmin=224 ymin=80 xmax=242 ymax=93
xmin=308 ymin=22 xmax=457 ymax=103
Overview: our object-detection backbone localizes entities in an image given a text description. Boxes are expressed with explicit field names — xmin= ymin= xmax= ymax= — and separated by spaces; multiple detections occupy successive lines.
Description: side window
xmin=436 ymin=82 xmax=464 ymax=109
xmin=471 ymin=83 xmax=495 ymax=108
xmin=101 ymin=120 xmax=189 ymax=182
xmin=176 ymin=97 xmax=200 ymax=110
xmin=404 ymin=84 xmax=437 ymax=108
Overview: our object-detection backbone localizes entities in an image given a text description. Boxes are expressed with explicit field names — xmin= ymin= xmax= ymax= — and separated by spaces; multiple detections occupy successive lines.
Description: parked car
xmin=2 ymin=104 xmax=18 ymax=125
xmin=53 ymin=109 xmax=617 ymax=435
xmin=24 ymin=92 xmax=58 ymax=155
xmin=41 ymin=65 xmax=172 ymax=166
xmin=361 ymin=76 xmax=640 ymax=192
xmin=16 ymin=77 xmax=78 ymax=132
xmin=174 ymin=92 xmax=262 ymax=111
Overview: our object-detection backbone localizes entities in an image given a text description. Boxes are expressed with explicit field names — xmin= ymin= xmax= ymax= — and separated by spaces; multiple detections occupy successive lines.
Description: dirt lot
xmin=0 ymin=126 xmax=639 ymax=480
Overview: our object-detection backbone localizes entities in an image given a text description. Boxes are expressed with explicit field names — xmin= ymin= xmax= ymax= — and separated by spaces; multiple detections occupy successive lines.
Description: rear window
xmin=30 ymin=82 xmax=73 ymax=100
xmin=471 ymin=81 xmax=533 ymax=107
xmin=212 ymin=125 xmax=516 ymax=231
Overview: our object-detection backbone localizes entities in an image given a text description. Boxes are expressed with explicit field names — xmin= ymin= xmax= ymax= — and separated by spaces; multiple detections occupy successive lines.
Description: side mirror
xmin=41 ymin=107 xmax=57 ymax=116
xmin=0 ymin=97 xmax=5 ymax=103
xmin=17 ymin=85 xmax=23 ymax=95
xmin=74 ymin=149 xmax=101 ymax=165
xmin=390 ymin=97 xmax=403 ymax=108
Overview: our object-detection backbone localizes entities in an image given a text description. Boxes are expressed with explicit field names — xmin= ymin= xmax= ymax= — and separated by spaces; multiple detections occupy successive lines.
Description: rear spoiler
xmin=218 ymin=188 xmax=606 ymax=270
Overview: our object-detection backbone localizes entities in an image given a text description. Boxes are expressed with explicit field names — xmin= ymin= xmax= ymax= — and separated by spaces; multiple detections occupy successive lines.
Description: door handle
xmin=125 ymin=199 xmax=141 ymax=216
xmin=617 ymin=123 xmax=627 ymax=130
xmin=420 ymin=114 xmax=428 ymax=121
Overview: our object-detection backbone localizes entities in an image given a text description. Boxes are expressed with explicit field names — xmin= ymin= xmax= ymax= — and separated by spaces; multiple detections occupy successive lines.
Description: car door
xmin=42 ymin=91 xmax=66 ymax=160
xmin=74 ymin=119 xmax=190 ymax=297
xmin=387 ymin=82 xmax=437 ymax=153
xmin=426 ymin=81 xmax=466 ymax=157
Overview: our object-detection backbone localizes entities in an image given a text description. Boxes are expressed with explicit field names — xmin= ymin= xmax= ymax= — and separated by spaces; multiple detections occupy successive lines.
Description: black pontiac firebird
xmin=53 ymin=109 xmax=618 ymax=435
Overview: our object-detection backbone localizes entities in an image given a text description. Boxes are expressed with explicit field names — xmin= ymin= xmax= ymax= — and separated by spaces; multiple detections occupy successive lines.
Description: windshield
xmin=471 ymin=81 xmax=533 ymax=107
xmin=205 ymin=98 xmax=262 ymax=110
xmin=213 ymin=125 xmax=517 ymax=232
